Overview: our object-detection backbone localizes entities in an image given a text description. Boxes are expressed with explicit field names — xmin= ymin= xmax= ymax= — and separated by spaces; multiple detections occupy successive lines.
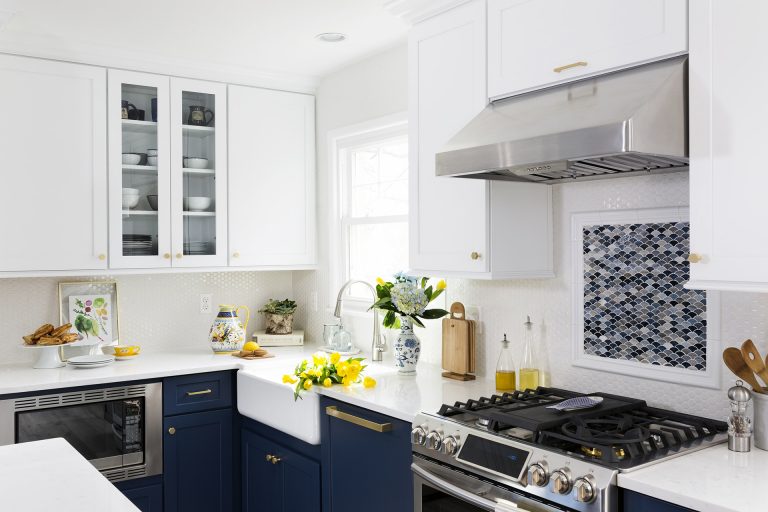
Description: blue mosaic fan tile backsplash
xmin=582 ymin=222 xmax=707 ymax=371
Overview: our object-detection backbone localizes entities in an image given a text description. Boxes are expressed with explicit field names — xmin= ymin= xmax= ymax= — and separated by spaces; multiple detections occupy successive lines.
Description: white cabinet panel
xmin=488 ymin=0 xmax=688 ymax=99
xmin=228 ymin=86 xmax=316 ymax=267
xmin=409 ymin=0 xmax=490 ymax=274
xmin=0 ymin=55 xmax=107 ymax=272
xmin=688 ymin=0 xmax=768 ymax=291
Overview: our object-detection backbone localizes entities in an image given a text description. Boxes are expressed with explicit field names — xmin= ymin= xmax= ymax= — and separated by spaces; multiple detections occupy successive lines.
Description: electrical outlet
xmin=465 ymin=305 xmax=482 ymax=334
xmin=200 ymin=294 xmax=212 ymax=314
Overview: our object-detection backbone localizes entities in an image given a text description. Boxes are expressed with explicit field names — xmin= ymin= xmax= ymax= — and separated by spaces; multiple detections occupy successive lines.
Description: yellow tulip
xmin=299 ymin=372 xmax=307 ymax=379
xmin=323 ymin=377 xmax=332 ymax=388
xmin=336 ymin=361 xmax=349 ymax=377
xmin=363 ymin=376 xmax=376 ymax=388
xmin=330 ymin=352 xmax=341 ymax=365
xmin=376 ymin=277 xmax=385 ymax=286
xmin=436 ymin=279 xmax=447 ymax=291
xmin=303 ymin=379 xmax=313 ymax=390
xmin=342 ymin=376 xmax=353 ymax=386
xmin=312 ymin=352 xmax=327 ymax=367
xmin=282 ymin=374 xmax=297 ymax=384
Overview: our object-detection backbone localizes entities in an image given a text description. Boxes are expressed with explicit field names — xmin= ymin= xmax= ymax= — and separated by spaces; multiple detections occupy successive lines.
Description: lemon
xmin=243 ymin=341 xmax=260 ymax=351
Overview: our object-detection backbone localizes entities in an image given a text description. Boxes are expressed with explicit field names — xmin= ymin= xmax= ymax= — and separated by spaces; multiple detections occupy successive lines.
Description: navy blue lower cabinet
xmin=622 ymin=489 xmax=696 ymax=512
xmin=242 ymin=425 xmax=321 ymax=512
xmin=321 ymin=397 xmax=413 ymax=512
xmin=164 ymin=408 xmax=233 ymax=512
xmin=114 ymin=476 xmax=163 ymax=512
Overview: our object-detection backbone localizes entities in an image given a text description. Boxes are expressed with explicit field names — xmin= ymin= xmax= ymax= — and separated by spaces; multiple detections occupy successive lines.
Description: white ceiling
xmin=0 ymin=0 xmax=408 ymax=83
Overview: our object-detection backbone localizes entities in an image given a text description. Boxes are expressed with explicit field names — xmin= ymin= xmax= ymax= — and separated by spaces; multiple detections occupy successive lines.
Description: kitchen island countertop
xmin=0 ymin=438 xmax=139 ymax=511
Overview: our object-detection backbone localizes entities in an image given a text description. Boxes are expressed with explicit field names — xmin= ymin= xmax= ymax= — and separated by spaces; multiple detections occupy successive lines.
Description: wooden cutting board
xmin=442 ymin=302 xmax=476 ymax=381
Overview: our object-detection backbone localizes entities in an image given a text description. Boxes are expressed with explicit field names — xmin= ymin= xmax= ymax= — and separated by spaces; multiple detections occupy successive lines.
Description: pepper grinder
xmin=727 ymin=380 xmax=752 ymax=452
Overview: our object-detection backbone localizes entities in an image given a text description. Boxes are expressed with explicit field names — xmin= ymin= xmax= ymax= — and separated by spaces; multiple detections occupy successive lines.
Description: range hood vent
xmin=436 ymin=56 xmax=688 ymax=184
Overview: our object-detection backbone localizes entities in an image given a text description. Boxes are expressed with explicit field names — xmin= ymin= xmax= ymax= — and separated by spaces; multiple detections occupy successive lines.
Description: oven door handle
xmin=412 ymin=463 xmax=531 ymax=511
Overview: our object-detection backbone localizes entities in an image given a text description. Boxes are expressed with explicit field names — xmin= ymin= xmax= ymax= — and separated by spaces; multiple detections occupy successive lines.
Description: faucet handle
xmin=378 ymin=333 xmax=387 ymax=352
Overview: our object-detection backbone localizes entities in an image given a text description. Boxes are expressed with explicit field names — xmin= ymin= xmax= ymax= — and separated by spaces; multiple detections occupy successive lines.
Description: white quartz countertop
xmin=0 ymin=438 xmax=138 ymax=511
xmin=618 ymin=444 xmax=768 ymax=512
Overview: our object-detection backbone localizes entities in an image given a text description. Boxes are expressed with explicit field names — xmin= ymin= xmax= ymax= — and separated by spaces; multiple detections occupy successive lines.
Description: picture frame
xmin=58 ymin=281 xmax=120 ymax=346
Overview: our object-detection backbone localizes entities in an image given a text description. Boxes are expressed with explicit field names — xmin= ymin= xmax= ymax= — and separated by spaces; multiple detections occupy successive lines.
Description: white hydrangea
xmin=390 ymin=282 xmax=428 ymax=316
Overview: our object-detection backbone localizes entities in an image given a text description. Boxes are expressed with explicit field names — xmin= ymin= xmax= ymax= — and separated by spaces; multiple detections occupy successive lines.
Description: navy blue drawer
xmin=163 ymin=371 xmax=233 ymax=416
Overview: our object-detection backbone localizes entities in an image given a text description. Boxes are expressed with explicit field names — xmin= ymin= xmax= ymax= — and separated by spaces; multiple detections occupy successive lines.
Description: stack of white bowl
xmin=122 ymin=188 xmax=140 ymax=209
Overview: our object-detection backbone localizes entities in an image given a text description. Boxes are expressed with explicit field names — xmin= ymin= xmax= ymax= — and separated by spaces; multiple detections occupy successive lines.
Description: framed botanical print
xmin=58 ymin=281 xmax=120 ymax=345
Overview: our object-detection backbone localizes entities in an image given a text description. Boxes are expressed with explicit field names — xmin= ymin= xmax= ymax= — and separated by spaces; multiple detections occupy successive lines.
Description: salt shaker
xmin=727 ymin=380 xmax=752 ymax=452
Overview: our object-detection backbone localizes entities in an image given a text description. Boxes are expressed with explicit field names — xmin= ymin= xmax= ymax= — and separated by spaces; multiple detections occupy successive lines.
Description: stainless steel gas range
xmin=411 ymin=387 xmax=727 ymax=512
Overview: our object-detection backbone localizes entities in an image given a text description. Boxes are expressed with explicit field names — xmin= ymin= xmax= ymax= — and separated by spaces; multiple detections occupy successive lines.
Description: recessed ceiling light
xmin=315 ymin=32 xmax=347 ymax=43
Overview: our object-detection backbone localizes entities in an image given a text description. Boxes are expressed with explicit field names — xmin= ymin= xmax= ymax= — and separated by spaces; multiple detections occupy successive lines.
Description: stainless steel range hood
xmin=436 ymin=56 xmax=688 ymax=184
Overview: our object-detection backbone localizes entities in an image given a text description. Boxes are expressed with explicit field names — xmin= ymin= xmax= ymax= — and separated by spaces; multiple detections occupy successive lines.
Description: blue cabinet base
xmin=114 ymin=475 xmax=163 ymax=512
xmin=622 ymin=489 xmax=695 ymax=512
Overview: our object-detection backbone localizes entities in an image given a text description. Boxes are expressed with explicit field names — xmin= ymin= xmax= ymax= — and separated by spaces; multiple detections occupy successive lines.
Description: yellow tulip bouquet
xmin=283 ymin=352 xmax=376 ymax=401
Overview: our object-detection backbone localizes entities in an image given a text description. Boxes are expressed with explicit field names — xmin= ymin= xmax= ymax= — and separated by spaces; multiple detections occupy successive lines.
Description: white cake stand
xmin=21 ymin=344 xmax=65 ymax=369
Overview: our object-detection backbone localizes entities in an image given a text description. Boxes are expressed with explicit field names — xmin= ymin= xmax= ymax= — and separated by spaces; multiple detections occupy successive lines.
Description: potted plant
xmin=259 ymin=299 xmax=298 ymax=334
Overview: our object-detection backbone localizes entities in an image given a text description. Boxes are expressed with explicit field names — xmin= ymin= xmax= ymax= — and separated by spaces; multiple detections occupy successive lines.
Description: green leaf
xmin=421 ymin=277 xmax=428 ymax=288
xmin=383 ymin=310 xmax=396 ymax=328
xmin=424 ymin=285 xmax=433 ymax=301
xmin=411 ymin=315 xmax=425 ymax=328
xmin=369 ymin=297 xmax=392 ymax=310
xmin=430 ymin=288 xmax=444 ymax=302
xmin=421 ymin=308 xmax=449 ymax=319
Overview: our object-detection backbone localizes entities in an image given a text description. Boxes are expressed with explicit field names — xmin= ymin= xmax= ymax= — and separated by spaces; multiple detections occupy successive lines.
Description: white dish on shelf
xmin=122 ymin=153 xmax=141 ymax=165
xmin=122 ymin=188 xmax=139 ymax=195
xmin=147 ymin=155 xmax=158 ymax=166
xmin=69 ymin=355 xmax=115 ymax=364
xmin=122 ymin=195 xmax=140 ymax=209
xmin=183 ymin=157 xmax=208 ymax=169
xmin=183 ymin=196 xmax=212 ymax=211
xmin=68 ymin=360 xmax=114 ymax=369
xmin=147 ymin=149 xmax=158 ymax=156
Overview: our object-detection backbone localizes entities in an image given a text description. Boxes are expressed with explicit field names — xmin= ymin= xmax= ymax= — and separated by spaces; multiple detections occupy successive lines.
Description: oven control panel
xmin=412 ymin=413 xmax=619 ymax=512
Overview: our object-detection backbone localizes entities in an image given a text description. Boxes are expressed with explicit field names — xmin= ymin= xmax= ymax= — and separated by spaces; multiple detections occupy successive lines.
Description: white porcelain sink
xmin=237 ymin=366 xmax=322 ymax=445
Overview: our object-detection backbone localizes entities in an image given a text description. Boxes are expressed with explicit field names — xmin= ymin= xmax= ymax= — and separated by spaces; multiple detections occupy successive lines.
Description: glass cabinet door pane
xmin=121 ymin=83 xmax=160 ymax=258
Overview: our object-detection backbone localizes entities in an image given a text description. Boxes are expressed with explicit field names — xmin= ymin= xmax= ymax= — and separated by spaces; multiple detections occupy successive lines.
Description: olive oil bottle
xmin=518 ymin=316 xmax=540 ymax=391
xmin=495 ymin=334 xmax=516 ymax=391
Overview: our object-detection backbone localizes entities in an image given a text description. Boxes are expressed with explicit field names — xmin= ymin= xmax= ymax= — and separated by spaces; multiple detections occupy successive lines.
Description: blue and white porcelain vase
xmin=394 ymin=316 xmax=420 ymax=374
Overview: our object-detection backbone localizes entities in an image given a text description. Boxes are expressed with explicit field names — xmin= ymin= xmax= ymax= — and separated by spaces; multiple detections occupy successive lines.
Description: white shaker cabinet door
xmin=487 ymin=0 xmax=688 ymax=99
xmin=228 ymin=86 xmax=316 ymax=267
xmin=688 ymin=0 xmax=768 ymax=291
xmin=0 ymin=55 xmax=107 ymax=272
xmin=409 ymin=0 xmax=490 ymax=275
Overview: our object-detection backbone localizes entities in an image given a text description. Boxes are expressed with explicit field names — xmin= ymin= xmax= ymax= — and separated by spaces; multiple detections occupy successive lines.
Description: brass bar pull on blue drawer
xmin=186 ymin=389 xmax=213 ymax=396
xmin=326 ymin=405 xmax=392 ymax=432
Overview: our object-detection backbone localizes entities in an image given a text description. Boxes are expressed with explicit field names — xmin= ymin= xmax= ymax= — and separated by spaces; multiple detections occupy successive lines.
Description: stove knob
xmin=550 ymin=468 xmax=572 ymax=495
xmin=441 ymin=435 xmax=460 ymax=456
xmin=411 ymin=426 xmax=427 ymax=446
xmin=573 ymin=475 xmax=597 ymax=503
xmin=426 ymin=431 xmax=442 ymax=451
xmin=527 ymin=461 xmax=549 ymax=487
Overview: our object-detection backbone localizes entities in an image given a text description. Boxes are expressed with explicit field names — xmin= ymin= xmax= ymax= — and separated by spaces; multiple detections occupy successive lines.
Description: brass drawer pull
xmin=326 ymin=406 xmax=392 ymax=433
xmin=687 ymin=253 xmax=703 ymax=263
xmin=553 ymin=61 xmax=588 ymax=73
xmin=186 ymin=389 xmax=213 ymax=396
xmin=265 ymin=454 xmax=281 ymax=464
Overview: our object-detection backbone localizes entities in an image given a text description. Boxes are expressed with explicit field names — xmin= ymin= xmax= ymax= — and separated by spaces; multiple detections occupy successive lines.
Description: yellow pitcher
xmin=208 ymin=304 xmax=250 ymax=354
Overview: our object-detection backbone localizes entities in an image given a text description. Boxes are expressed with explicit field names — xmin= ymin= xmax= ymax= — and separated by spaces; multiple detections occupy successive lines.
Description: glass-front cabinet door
xmin=108 ymin=70 xmax=171 ymax=268
xmin=170 ymin=78 xmax=228 ymax=267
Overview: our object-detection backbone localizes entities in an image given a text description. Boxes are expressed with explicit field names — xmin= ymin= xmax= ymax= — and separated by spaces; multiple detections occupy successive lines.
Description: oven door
xmin=413 ymin=456 xmax=567 ymax=512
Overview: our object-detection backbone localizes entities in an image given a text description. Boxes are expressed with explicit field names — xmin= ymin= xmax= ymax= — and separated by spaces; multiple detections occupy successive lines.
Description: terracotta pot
xmin=265 ymin=313 xmax=294 ymax=334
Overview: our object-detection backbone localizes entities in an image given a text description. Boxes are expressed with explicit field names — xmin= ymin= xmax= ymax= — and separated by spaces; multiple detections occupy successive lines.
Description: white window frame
xmin=328 ymin=112 xmax=408 ymax=312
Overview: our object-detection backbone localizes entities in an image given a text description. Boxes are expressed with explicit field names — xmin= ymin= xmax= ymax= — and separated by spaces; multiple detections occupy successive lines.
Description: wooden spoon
xmin=740 ymin=339 xmax=768 ymax=387
xmin=723 ymin=347 xmax=764 ymax=392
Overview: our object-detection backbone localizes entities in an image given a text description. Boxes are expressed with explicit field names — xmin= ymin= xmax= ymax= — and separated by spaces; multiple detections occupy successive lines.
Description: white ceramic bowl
xmin=147 ymin=156 xmax=158 ymax=166
xmin=122 ymin=153 xmax=141 ymax=165
xmin=146 ymin=149 xmax=158 ymax=157
xmin=122 ymin=188 xmax=140 ymax=195
xmin=122 ymin=195 xmax=140 ymax=209
xmin=183 ymin=157 xmax=208 ymax=169
xmin=183 ymin=196 xmax=212 ymax=211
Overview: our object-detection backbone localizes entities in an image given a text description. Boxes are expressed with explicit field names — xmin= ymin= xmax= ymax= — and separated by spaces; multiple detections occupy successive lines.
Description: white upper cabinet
xmin=0 ymin=55 xmax=107 ymax=272
xmin=228 ymin=86 xmax=316 ymax=267
xmin=487 ymin=0 xmax=688 ymax=99
xmin=409 ymin=0 xmax=553 ymax=278
xmin=687 ymin=0 xmax=768 ymax=292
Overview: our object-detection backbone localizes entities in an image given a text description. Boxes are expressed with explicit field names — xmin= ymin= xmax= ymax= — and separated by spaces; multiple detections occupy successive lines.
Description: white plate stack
xmin=67 ymin=354 xmax=115 ymax=369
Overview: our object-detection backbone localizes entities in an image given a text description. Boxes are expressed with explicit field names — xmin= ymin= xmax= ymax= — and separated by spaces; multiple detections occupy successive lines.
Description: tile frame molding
xmin=570 ymin=206 xmax=722 ymax=389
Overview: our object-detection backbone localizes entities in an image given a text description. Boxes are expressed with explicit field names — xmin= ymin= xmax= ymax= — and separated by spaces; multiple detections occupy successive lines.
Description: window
xmin=333 ymin=117 xmax=408 ymax=301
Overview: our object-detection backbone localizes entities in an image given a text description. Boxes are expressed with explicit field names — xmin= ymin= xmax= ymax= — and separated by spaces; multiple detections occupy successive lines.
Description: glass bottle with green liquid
xmin=518 ymin=316 xmax=540 ymax=391
xmin=495 ymin=334 xmax=516 ymax=392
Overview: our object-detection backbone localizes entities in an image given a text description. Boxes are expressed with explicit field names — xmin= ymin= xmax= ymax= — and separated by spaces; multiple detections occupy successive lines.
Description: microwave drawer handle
xmin=186 ymin=389 xmax=213 ymax=396
xmin=325 ymin=406 xmax=392 ymax=432
xmin=412 ymin=463 xmax=532 ymax=512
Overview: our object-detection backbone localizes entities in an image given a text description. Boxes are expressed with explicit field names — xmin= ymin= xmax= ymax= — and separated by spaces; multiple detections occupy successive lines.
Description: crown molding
xmin=383 ymin=0 xmax=473 ymax=25
xmin=0 ymin=32 xmax=318 ymax=94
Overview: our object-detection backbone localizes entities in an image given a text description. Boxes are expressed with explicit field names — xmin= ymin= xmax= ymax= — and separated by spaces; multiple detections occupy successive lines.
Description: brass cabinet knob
xmin=687 ymin=253 xmax=703 ymax=263
xmin=98 ymin=254 xmax=106 ymax=261
xmin=270 ymin=455 xmax=281 ymax=465
xmin=470 ymin=251 xmax=481 ymax=260
xmin=233 ymin=251 xmax=240 ymax=258
xmin=163 ymin=253 xmax=171 ymax=260
xmin=175 ymin=253 xmax=183 ymax=259
xmin=168 ymin=427 xmax=176 ymax=435
xmin=265 ymin=454 xmax=273 ymax=463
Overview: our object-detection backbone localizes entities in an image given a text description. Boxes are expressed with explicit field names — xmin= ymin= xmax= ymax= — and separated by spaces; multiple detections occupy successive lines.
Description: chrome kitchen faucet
xmin=334 ymin=280 xmax=386 ymax=362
